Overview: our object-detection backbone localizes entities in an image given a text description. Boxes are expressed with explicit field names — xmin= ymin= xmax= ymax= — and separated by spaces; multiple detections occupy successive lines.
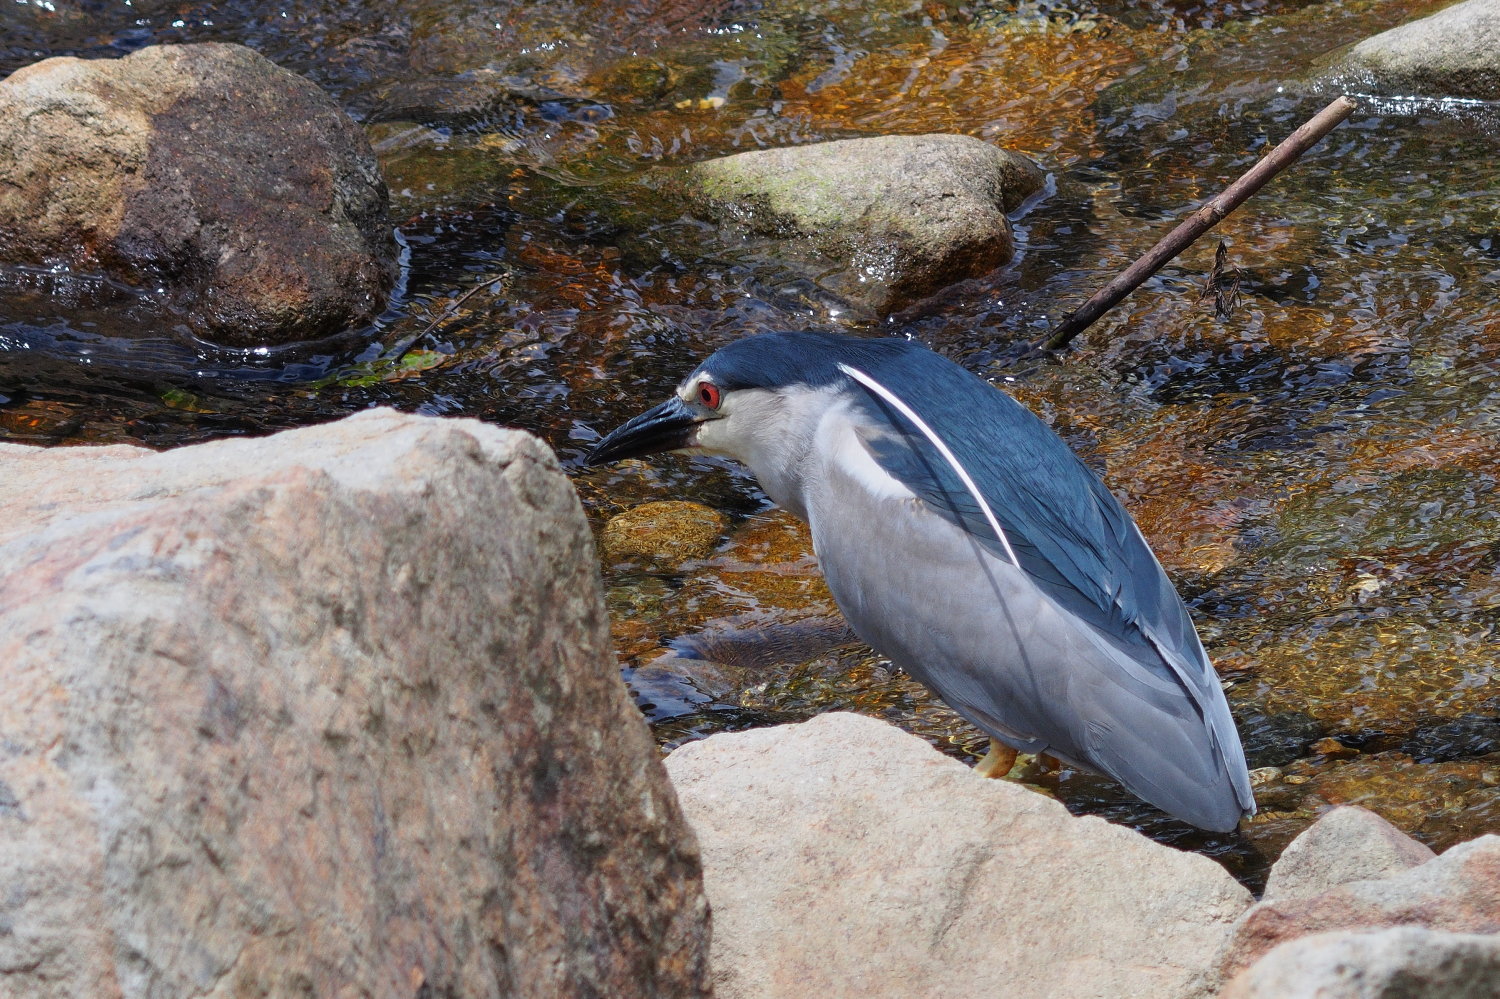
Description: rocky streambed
xmin=2 ymin=0 xmax=1499 ymax=995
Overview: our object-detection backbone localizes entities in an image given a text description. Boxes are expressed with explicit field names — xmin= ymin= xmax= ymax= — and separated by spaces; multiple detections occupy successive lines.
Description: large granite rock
xmin=1207 ymin=835 xmax=1500 ymax=991
xmin=1344 ymin=0 xmax=1500 ymax=100
xmin=675 ymin=133 xmax=1046 ymax=316
xmin=0 ymin=410 xmax=710 ymax=998
xmin=0 ymin=43 xmax=397 ymax=347
xmin=665 ymin=711 xmax=1250 ymax=999
xmin=1261 ymin=806 xmax=1435 ymax=902
xmin=1219 ymin=927 xmax=1500 ymax=999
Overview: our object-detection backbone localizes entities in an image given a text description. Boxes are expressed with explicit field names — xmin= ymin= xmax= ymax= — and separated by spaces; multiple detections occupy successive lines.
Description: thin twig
xmin=387 ymin=277 xmax=504 ymax=363
xmin=1043 ymin=94 xmax=1359 ymax=352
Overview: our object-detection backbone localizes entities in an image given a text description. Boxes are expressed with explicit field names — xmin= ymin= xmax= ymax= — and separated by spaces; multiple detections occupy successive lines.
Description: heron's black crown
xmin=693 ymin=331 xmax=937 ymax=393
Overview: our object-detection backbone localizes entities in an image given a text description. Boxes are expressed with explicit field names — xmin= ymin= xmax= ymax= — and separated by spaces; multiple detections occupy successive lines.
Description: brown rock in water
xmin=1207 ymin=835 xmax=1500 ymax=990
xmin=724 ymin=507 xmax=819 ymax=566
xmin=0 ymin=410 xmax=709 ymax=998
xmin=600 ymin=499 xmax=728 ymax=568
xmin=657 ymin=509 xmax=839 ymax=630
xmin=0 ymin=43 xmax=397 ymax=347
xmin=1261 ymin=805 xmax=1435 ymax=903
xmin=675 ymin=134 xmax=1046 ymax=316
xmin=665 ymin=712 xmax=1251 ymax=999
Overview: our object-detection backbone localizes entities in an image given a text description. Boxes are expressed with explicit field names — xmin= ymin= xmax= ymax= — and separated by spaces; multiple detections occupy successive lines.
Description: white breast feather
xmin=817 ymin=403 xmax=919 ymax=502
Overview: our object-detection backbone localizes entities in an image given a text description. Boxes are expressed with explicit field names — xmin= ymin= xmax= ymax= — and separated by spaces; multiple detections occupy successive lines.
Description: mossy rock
xmin=663 ymin=133 xmax=1046 ymax=315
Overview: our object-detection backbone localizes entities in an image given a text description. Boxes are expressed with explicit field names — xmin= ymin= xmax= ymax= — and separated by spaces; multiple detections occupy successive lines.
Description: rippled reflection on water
xmin=3 ymin=0 xmax=1497 ymax=889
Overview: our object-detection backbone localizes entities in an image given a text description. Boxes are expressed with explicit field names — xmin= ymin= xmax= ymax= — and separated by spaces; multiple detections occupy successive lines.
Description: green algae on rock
xmin=671 ymin=133 xmax=1046 ymax=315
xmin=1342 ymin=0 xmax=1500 ymax=100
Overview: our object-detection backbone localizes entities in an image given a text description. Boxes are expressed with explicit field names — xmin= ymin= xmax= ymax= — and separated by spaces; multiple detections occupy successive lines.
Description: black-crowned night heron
xmin=587 ymin=330 xmax=1255 ymax=832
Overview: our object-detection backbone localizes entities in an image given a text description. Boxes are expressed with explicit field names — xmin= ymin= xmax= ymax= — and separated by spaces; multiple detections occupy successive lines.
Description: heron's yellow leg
xmin=1008 ymin=751 xmax=1062 ymax=780
xmin=973 ymin=739 xmax=1019 ymax=779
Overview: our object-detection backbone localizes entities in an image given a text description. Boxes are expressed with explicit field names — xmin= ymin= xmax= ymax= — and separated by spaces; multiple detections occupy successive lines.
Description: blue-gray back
xmin=699 ymin=331 xmax=1206 ymax=688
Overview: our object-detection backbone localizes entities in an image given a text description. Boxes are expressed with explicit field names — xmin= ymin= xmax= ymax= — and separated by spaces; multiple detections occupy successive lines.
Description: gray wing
xmin=806 ymin=431 xmax=1249 ymax=830
xmin=843 ymin=354 xmax=1254 ymax=821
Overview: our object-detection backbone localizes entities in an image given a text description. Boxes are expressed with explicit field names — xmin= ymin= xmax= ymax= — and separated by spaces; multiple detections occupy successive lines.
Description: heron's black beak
xmin=586 ymin=397 xmax=700 ymax=465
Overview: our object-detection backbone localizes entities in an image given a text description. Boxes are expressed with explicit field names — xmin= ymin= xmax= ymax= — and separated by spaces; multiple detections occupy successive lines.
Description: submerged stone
xmin=600 ymin=500 xmax=729 ymax=569
xmin=1245 ymin=619 xmax=1499 ymax=737
xmin=1239 ymin=751 xmax=1500 ymax=865
xmin=651 ymin=509 xmax=839 ymax=631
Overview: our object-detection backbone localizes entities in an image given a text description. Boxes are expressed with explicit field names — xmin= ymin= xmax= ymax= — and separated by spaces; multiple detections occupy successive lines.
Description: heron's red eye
xmin=698 ymin=382 xmax=722 ymax=409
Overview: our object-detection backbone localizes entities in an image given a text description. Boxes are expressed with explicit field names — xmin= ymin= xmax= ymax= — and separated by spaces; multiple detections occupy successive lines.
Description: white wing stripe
xmin=838 ymin=363 xmax=1021 ymax=568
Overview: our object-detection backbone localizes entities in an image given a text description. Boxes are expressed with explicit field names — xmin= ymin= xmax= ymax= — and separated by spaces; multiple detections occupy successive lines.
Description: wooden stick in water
xmin=386 ymin=276 xmax=505 ymax=363
xmin=1043 ymin=94 xmax=1360 ymax=352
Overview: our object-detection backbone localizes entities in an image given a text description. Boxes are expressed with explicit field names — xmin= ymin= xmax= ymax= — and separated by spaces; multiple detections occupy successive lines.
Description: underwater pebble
xmin=600 ymin=500 xmax=728 ymax=568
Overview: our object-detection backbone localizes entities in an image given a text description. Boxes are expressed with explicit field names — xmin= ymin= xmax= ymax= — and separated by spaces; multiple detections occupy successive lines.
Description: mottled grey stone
xmin=1262 ymin=806 xmax=1435 ymax=902
xmin=677 ymin=133 xmax=1046 ymax=315
xmin=1206 ymin=835 xmax=1500 ymax=993
xmin=666 ymin=711 xmax=1250 ymax=999
xmin=0 ymin=410 xmax=709 ymax=999
xmin=1345 ymin=0 xmax=1500 ymax=99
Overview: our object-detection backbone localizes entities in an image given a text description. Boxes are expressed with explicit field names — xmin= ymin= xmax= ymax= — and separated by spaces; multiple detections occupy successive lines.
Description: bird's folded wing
xmin=850 ymin=372 xmax=1213 ymax=702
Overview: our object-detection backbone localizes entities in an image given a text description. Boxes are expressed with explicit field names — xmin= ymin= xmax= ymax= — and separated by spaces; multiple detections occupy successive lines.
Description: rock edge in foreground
xmin=666 ymin=711 xmax=1249 ymax=999
xmin=0 ymin=409 xmax=710 ymax=998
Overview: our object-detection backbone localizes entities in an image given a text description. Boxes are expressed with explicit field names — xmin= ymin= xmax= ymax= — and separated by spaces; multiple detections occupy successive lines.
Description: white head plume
xmin=838 ymin=362 xmax=1020 ymax=568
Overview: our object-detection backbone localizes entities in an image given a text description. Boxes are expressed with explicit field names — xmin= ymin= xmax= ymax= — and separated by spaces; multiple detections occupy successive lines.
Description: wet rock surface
xmin=0 ymin=42 xmax=396 ymax=347
xmin=1343 ymin=0 xmax=1500 ymax=100
xmin=0 ymin=410 xmax=709 ymax=998
xmin=666 ymin=712 xmax=1251 ymax=999
xmin=673 ymin=133 xmax=1046 ymax=315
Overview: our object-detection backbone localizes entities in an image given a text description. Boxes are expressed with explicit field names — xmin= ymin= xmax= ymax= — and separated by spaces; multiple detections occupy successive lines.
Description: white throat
xmin=693 ymin=383 xmax=923 ymax=523
xmin=691 ymin=384 xmax=840 ymax=519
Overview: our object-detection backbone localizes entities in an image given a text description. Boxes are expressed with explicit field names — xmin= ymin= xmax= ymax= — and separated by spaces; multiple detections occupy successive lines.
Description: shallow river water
xmin=3 ymin=0 xmax=1497 ymax=890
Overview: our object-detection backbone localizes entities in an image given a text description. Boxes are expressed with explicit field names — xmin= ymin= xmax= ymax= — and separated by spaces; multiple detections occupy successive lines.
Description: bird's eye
xmin=697 ymin=382 xmax=722 ymax=409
